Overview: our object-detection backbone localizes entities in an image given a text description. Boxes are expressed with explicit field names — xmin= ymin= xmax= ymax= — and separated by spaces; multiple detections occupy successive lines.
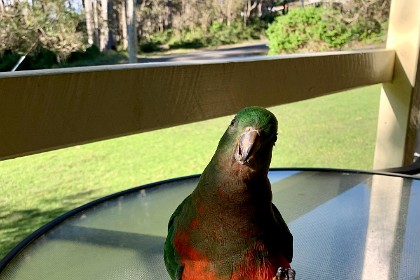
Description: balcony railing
xmin=0 ymin=0 xmax=419 ymax=170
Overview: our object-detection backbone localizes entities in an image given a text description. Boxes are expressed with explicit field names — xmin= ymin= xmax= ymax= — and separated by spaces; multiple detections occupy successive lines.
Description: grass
xmin=0 ymin=84 xmax=381 ymax=260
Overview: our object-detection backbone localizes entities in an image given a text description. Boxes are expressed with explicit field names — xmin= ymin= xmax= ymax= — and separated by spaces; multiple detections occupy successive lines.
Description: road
xmin=138 ymin=41 xmax=269 ymax=63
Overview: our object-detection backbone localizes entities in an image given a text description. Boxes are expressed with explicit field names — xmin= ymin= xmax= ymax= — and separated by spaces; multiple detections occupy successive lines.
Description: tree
xmin=0 ymin=0 xmax=86 ymax=62
xmin=99 ymin=0 xmax=109 ymax=51
xmin=243 ymin=0 xmax=258 ymax=27
xmin=84 ymin=0 xmax=95 ymax=45
xmin=126 ymin=0 xmax=137 ymax=62
xmin=118 ymin=0 xmax=128 ymax=49
xmin=1 ymin=0 xmax=270 ymax=67
xmin=83 ymin=0 xmax=113 ymax=51
xmin=331 ymin=0 xmax=390 ymax=40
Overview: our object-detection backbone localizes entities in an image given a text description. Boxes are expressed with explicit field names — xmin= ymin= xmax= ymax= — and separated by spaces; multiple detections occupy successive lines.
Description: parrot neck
xmin=214 ymin=149 xmax=271 ymax=182
xmin=198 ymin=156 xmax=273 ymax=208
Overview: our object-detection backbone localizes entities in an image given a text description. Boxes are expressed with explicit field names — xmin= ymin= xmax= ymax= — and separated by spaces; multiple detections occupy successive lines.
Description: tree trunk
xmin=118 ymin=0 xmax=128 ymax=50
xmin=227 ymin=0 xmax=231 ymax=26
xmin=164 ymin=0 xmax=173 ymax=29
xmin=0 ymin=0 xmax=4 ymax=14
xmin=244 ymin=0 xmax=258 ymax=27
xmin=126 ymin=0 xmax=137 ymax=63
xmin=99 ymin=0 xmax=109 ymax=51
xmin=106 ymin=0 xmax=117 ymax=50
xmin=84 ymin=0 xmax=94 ymax=45
xmin=92 ymin=0 xmax=100 ymax=47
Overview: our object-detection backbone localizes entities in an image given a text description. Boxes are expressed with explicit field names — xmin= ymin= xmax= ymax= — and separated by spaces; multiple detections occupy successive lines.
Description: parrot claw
xmin=273 ymin=267 xmax=296 ymax=280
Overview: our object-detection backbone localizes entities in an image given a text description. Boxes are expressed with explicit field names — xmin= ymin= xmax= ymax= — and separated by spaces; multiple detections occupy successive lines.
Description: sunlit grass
xmin=0 ymin=85 xmax=381 ymax=259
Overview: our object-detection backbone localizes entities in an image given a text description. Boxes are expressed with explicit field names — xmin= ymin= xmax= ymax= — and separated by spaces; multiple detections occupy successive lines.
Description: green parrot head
xmin=214 ymin=106 xmax=278 ymax=175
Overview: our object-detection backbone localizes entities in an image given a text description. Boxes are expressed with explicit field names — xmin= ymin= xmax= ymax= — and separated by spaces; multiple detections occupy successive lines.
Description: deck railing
xmin=0 ymin=0 xmax=419 ymax=170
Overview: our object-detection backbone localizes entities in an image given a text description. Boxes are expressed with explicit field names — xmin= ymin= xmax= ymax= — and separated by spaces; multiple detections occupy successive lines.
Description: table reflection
xmin=0 ymin=169 xmax=419 ymax=280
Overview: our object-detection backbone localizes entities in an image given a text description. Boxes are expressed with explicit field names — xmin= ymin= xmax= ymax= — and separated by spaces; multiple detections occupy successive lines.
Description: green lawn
xmin=0 ymin=85 xmax=381 ymax=259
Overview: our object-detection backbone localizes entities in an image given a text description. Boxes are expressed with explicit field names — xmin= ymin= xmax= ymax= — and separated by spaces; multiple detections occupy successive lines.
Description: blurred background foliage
xmin=0 ymin=0 xmax=389 ymax=71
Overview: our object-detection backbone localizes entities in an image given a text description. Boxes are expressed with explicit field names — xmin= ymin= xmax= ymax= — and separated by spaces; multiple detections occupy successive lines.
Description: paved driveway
xmin=138 ymin=41 xmax=269 ymax=63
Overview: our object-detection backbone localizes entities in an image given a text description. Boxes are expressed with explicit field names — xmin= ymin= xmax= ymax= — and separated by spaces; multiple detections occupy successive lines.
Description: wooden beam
xmin=0 ymin=50 xmax=394 ymax=160
xmin=373 ymin=0 xmax=420 ymax=169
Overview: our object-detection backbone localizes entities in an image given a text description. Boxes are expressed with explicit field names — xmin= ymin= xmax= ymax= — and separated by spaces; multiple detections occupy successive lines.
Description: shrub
xmin=316 ymin=11 xmax=352 ymax=48
xmin=0 ymin=47 xmax=58 ymax=71
xmin=23 ymin=48 xmax=58 ymax=70
xmin=351 ymin=18 xmax=383 ymax=42
xmin=159 ymin=21 xmax=264 ymax=50
xmin=266 ymin=6 xmax=386 ymax=54
xmin=67 ymin=45 xmax=101 ymax=63
xmin=139 ymin=42 xmax=162 ymax=53
xmin=139 ymin=30 xmax=174 ymax=53
xmin=266 ymin=7 xmax=325 ymax=54
xmin=0 ymin=50 xmax=21 ymax=71
xmin=169 ymin=30 xmax=206 ymax=49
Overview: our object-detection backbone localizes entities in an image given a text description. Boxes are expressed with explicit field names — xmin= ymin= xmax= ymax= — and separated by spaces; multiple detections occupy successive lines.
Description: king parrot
xmin=164 ymin=106 xmax=294 ymax=280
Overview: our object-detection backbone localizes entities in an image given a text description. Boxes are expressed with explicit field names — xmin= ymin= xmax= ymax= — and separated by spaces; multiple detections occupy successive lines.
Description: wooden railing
xmin=0 ymin=50 xmax=393 ymax=160
xmin=0 ymin=0 xmax=419 ymax=170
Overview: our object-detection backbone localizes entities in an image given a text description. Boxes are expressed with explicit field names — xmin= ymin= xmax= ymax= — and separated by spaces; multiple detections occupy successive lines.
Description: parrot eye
xmin=229 ymin=117 xmax=237 ymax=127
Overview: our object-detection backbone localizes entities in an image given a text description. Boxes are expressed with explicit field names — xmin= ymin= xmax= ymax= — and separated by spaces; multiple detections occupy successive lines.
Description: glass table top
xmin=0 ymin=169 xmax=419 ymax=280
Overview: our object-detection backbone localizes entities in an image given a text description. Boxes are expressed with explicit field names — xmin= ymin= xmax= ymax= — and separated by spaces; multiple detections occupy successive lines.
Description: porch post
xmin=373 ymin=0 xmax=420 ymax=169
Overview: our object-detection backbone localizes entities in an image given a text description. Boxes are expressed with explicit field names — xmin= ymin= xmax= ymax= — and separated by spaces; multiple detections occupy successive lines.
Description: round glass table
xmin=0 ymin=168 xmax=419 ymax=280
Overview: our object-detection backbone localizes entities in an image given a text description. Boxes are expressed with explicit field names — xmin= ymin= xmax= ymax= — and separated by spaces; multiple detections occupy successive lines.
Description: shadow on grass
xmin=0 ymin=189 xmax=99 ymax=260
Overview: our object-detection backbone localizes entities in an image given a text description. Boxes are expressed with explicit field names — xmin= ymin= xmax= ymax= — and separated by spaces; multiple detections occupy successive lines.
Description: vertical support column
xmin=373 ymin=0 xmax=420 ymax=169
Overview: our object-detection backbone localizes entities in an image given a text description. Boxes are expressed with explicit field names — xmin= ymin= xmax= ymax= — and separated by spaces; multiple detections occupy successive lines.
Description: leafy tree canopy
xmin=0 ymin=0 xmax=86 ymax=62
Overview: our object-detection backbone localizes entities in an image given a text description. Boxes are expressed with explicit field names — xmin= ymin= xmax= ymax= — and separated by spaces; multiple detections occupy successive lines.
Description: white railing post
xmin=373 ymin=0 xmax=420 ymax=169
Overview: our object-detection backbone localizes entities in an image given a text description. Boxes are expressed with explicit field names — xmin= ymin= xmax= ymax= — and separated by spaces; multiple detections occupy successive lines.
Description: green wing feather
xmin=164 ymin=196 xmax=191 ymax=280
